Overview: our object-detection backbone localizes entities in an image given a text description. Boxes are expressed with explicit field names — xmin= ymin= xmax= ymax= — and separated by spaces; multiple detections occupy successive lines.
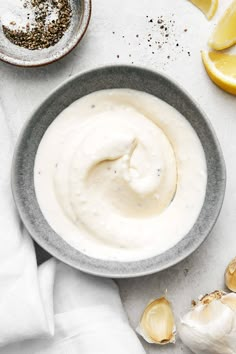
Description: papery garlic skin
xmin=137 ymin=297 xmax=176 ymax=345
xmin=225 ymin=257 xmax=236 ymax=292
xmin=179 ymin=291 xmax=236 ymax=354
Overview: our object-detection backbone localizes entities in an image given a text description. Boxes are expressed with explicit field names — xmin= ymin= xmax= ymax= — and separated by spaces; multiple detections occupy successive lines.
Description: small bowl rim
xmin=0 ymin=0 xmax=92 ymax=68
xmin=11 ymin=65 xmax=226 ymax=277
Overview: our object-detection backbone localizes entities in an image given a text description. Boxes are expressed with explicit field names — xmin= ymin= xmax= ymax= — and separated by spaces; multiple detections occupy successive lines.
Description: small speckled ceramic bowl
xmin=0 ymin=0 xmax=91 ymax=67
xmin=12 ymin=66 xmax=226 ymax=277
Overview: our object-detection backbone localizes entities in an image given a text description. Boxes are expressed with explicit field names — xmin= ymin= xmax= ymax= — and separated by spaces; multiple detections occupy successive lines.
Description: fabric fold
xmin=1 ymin=262 xmax=146 ymax=354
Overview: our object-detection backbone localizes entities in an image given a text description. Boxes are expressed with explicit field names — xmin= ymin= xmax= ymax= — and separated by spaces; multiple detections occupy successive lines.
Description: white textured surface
xmin=1 ymin=0 xmax=236 ymax=353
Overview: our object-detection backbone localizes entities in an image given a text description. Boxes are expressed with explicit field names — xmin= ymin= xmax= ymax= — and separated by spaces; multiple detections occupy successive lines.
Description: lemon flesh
xmin=202 ymin=51 xmax=236 ymax=95
xmin=189 ymin=0 xmax=218 ymax=20
xmin=209 ymin=0 xmax=236 ymax=50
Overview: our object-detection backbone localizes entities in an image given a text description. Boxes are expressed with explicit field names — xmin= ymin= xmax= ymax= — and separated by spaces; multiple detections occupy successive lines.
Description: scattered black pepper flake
xmin=184 ymin=268 xmax=189 ymax=277
xmin=91 ymin=104 xmax=95 ymax=108
xmin=117 ymin=54 xmax=119 ymax=58
xmin=136 ymin=34 xmax=139 ymax=38
xmin=149 ymin=19 xmax=153 ymax=23
xmin=184 ymin=28 xmax=188 ymax=32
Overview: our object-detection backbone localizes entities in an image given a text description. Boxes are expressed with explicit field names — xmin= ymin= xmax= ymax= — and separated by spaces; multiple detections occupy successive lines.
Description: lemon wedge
xmin=209 ymin=0 xmax=236 ymax=50
xmin=188 ymin=0 xmax=218 ymax=20
xmin=202 ymin=51 xmax=236 ymax=95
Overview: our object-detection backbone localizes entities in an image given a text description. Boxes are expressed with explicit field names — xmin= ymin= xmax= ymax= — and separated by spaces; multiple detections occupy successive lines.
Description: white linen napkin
xmin=2 ymin=262 xmax=146 ymax=354
xmin=0 ymin=103 xmax=145 ymax=353
xmin=0 ymin=104 xmax=55 ymax=345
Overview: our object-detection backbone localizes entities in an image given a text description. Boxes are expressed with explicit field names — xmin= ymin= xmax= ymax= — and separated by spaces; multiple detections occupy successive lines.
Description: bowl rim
xmin=11 ymin=65 xmax=226 ymax=277
xmin=0 ymin=0 xmax=92 ymax=68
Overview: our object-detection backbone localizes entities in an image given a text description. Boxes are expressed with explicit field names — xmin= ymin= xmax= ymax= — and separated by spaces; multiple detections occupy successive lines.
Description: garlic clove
xmin=188 ymin=296 xmax=231 ymax=329
xmin=225 ymin=257 xmax=236 ymax=292
xmin=220 ymin=292 xmax=236 ymax=311
xmin=179 ymin=290 xmax=236 ymax=354
xmin=136 ymin=297 xmax=176 ymax=345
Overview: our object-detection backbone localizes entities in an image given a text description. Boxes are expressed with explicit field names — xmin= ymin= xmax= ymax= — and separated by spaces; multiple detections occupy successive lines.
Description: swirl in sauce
xmin=34 ymin=89 xmax=207 ymax=261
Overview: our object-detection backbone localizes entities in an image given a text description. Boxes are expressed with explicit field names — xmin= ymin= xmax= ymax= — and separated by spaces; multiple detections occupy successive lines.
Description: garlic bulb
xmin=225 ymin=257 xmax=236 ymax=292
xmin=136 ymin=297 xmax=176 ymax=345
xmin=179 ymin=290 xmax=236 ymax=354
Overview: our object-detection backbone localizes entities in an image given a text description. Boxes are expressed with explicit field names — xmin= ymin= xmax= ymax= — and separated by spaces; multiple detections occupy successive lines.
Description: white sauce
xmin=34 ymin=89 xmax=207 ymax=261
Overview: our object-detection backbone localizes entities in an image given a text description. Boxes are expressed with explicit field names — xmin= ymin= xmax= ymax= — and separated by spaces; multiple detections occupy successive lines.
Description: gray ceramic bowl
xmin=0 ymin=0 xmax=91 ymax=67
xmin=12 ymin=66 xmax=226 ymax=278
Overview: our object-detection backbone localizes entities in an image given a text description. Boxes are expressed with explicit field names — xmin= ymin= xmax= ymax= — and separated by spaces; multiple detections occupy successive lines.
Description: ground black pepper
xmin=111 ymin=12 xmax=191 ymax=67
xmin=3 ymin=0 xmax=72 ymax=50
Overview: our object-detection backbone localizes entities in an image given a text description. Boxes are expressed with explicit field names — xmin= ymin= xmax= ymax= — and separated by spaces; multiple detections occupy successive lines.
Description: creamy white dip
xmin=34 ymin=89 xmax=207 ymax=261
